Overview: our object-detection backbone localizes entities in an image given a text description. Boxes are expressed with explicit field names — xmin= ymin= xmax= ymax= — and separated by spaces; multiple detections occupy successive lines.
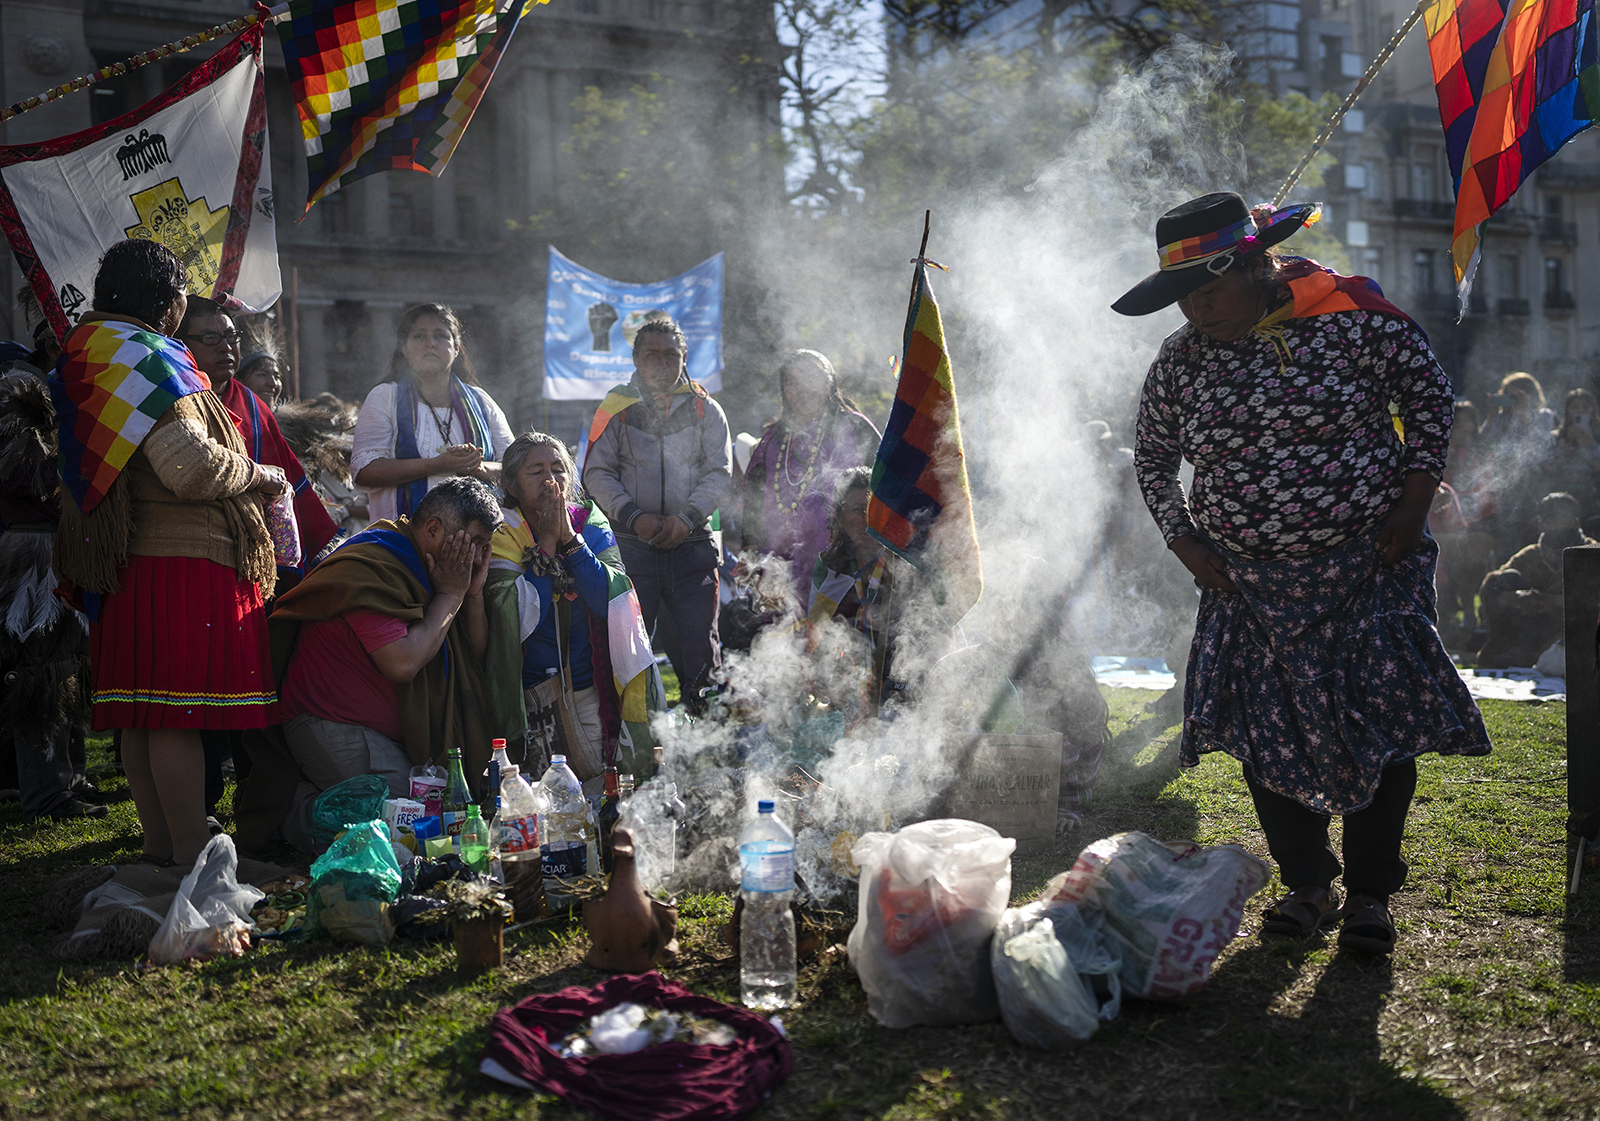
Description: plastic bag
xmin=308 ymin=773 xmax=392 ymax=851
xmin=1041 ymin=831 xmax=1271 ymax=999
xmin=409 ymin=764 xmax=447 ymax=818
xmin=266 ymin=488 xmax=303 ymax=568
xmin=304 ymin=819 xmax=403 ymax=945
xmin=148 ymin=835 xmax=265 ymax=964
xmin=991 ymin=901 xmax=1122 ymax=1049
xmin=846 ymin=818 xmax=1015 ymax=1028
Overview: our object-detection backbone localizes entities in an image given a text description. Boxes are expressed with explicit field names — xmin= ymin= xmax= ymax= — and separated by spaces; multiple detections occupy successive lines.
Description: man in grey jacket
xmin=582 ymin=318 xmax=732 ymax=711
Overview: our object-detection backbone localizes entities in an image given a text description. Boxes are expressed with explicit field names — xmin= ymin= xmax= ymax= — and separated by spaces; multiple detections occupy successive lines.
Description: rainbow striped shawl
xmin=51 ymin=315 xmax=209 ymax=513
xmin=485 ymin=498 xmax=662 ymax=766
xmin=582 ymin=378 xmax=708 ymax=465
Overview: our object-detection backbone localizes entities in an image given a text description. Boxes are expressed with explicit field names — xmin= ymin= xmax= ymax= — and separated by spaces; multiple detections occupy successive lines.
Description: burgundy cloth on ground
xmin=480 ymin=972 xmax=792 ymax=1120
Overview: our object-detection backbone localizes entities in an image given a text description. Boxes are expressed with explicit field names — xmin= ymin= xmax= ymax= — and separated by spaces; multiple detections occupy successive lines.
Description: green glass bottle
xmin=441 ymin=744 xmax=473 ymax=855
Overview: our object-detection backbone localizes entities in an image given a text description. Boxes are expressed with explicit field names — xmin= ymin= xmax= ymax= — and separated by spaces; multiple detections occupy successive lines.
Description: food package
xmin=846 ymin=819 xmax=1015 ymax=1028
xmin=265 ymin=489 xmax=303 ymax=568
xmin=148 ymin=835 xmax=265 ymax=965
xmin=409 ymin=765 xmax=447 ymax=818
xmin=384 ymin=797 xmax=426 ymax=829
xmin=991 ymin=901 xmax=1122 ymax=1049
xmin=1041 ymin=832 xmax=1271 ymax=999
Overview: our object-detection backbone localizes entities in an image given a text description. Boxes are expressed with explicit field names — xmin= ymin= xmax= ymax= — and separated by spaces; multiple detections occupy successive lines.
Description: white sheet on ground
xmin=1090 ymin=656 xmax=1566 ymax=703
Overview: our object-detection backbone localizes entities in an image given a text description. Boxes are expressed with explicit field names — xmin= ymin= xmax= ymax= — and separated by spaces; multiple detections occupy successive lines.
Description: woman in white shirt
xmin=351 ymin=303 xmax=516 ymax=522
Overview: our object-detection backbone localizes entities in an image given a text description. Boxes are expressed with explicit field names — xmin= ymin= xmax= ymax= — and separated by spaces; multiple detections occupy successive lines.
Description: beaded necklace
xmin=773 ymin=417 xmax=825 ymax=513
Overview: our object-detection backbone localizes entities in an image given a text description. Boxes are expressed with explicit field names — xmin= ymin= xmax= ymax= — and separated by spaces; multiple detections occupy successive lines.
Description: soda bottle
xmin=496 ymin=768 xmax=543 ymax=918
xmin=597 ymin=767 xmax=621 ymax=873
xmin=536 ymin=754 xmax=595 ymax=910
xmin=461 ymin=805 xmax=491 ymax=875
xmin=441 ymin=744 xmax=473 ymax=854
xmin=739 ymin=799 xmax=796 ymax=1010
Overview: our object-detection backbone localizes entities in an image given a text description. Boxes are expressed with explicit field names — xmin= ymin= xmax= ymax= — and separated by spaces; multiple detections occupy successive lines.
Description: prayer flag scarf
xmin=51 ymin=315 xmax=210 ymax=514
xmin=581 ymin=378 xmax=708 ymax=467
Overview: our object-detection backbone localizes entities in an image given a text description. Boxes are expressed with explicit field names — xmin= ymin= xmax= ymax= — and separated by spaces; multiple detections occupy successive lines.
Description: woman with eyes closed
xmin=350 ymin=303 xmax=514 ymax=525
xmin=1116 ymin=192 xmax=1491 ymax=955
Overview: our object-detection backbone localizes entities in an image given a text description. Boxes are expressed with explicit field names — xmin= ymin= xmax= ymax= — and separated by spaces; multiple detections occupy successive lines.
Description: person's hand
xmin=1376 ymin=472 xmax=1437 ymax=566
xmin=1170 ymin=534 xmax=1238 ymax=593
xmin=467 ymin=537 xmax=490 ymax=598
xmin=427 ymin=529 xmax=475 ymax=598
xmin=252 ymin=464 xmax=289 ymax=497
xmin=650 ymin=515 xmax=691 ymax=550
xmin=632 ymin=513 xmax=663 ymax=541
xmin=432 ymin=444 xmax=482 ymax=477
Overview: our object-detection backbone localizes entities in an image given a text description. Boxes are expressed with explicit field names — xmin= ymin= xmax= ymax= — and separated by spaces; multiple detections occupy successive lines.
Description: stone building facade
xmin=0 ymin=0 xmax=782 ymax=432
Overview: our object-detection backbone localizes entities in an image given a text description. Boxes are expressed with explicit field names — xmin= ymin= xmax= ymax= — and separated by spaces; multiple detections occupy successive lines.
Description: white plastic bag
xmin=1041 ymin=832 xmax=1271 ymax=999
xmin=147 ymin=835 xmax=265 ymax=964
xmin=991 ymin=900 xmax=1122 ymax=1049
xmin=846 ymin=819 xmax=1016 ymax=1028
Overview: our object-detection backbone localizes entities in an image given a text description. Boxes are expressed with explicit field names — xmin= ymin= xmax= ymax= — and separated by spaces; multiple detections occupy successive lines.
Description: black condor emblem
xmin=115 ymin=130 xmax=171 ymax=182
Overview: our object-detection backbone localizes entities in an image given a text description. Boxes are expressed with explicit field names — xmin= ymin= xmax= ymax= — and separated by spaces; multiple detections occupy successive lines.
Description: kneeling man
xmin=237 ymin=477 xmax=502 ymax=851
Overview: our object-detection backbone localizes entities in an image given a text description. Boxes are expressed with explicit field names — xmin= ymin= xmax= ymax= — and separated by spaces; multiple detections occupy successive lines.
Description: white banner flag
xmin=0 ymin=26 xmax=278 ymax=341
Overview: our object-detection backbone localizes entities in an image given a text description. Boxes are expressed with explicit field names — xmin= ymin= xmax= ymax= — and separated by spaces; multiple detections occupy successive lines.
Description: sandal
xmin=1261 ymin=885 xmax=1341 ymax=937
xmin=1337 ymin=894 xmax=1396 ymax=954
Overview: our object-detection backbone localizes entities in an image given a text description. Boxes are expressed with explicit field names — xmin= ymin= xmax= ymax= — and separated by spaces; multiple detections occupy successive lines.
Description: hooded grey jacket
xmin=582 ymin=376 xmax=733 ymax=543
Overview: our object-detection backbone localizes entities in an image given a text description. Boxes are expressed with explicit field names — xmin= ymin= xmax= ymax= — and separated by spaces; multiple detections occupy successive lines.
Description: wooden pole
xmin=289 ymin=265 xmax=301 ymax=402
xmin=1270 ymin=0 xmax=1427 ymax=208
xmin=904 ymin=210 xmax=932 ymax=334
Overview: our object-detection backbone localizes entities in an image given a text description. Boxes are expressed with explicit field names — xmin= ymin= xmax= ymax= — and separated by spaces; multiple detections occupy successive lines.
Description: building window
xmin=1363 ymin=248 xmax=1383 ymax=288
xmin=1545 ymin=195 xmax=1562 ymax=218
xmin=319 ymin=192 xmax=348 ymax=236
xmin=575 ymin=0 xmax=598 ymax=11
xmin=1546 ymin=257 xmax=1564 ymax=298
xmin=1414 ymin=249 xmax=1435 ymax=295
xmin=1343 ymin=163 xmax=1367 ymax=191
xmin=1411 ymin=163 xmax=1434 ymax=201
xmin=389 ymin=188 xmax=433 ymax=238
xmin=1498 ymin=253 xmax=1521 ymax=298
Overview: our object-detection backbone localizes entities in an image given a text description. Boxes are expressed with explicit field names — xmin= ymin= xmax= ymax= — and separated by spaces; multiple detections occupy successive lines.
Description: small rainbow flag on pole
xmin=866 ymin=233 xmax=983 ymax=625
xmin=1423 ymin=0 xmax=1598 ymax=309
xmin=276 ymin=0 xmax=547 ymax=210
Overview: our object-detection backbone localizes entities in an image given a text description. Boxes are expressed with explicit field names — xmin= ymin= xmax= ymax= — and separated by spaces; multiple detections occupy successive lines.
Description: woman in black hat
xmin=1119 ymin=192 xmax=1491 ymax=954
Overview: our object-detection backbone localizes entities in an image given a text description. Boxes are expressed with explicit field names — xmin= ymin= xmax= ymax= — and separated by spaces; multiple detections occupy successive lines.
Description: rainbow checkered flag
xmin=277 ymin=0 xmax=546 ymax=209
xmin=1424 ymin=0 xmax=1600 ymax=309
xmin=866 ymin=262 xmax=983 ymax=624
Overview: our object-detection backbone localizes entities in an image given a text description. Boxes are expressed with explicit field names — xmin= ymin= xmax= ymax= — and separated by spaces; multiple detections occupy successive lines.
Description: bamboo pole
xmin=0 ymin=3 xmax=290 ymax=124
xmin=1270 ymin=0 xmax=1429 ymax=209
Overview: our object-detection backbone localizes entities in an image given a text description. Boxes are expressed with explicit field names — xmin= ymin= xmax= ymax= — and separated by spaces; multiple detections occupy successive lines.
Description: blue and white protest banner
xmin=543 ymin=246 xmax=723 ymax=400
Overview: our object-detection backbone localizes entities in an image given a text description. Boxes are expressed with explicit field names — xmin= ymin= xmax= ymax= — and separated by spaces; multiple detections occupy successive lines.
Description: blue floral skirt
xmin=1182 ymin=531 xmax=1491 ymax=814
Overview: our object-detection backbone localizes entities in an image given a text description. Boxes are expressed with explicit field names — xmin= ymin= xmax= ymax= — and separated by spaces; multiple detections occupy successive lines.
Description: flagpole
xmin=904 ymin=210 xmax=931 ymax=333
xmin=1269 ymin=0 xmax=1428 ymax=208
xmin=0 ymin=2 xmax=291 ymax=124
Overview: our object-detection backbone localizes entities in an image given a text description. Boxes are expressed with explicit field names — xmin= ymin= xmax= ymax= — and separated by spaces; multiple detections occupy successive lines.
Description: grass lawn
xmin=1 ymin=690 xmax=1596 ymax=1120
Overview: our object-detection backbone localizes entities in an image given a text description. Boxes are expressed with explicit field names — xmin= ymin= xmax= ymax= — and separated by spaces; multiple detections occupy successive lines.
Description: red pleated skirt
xmin=89 ymin=555 xmax=279 ymax=730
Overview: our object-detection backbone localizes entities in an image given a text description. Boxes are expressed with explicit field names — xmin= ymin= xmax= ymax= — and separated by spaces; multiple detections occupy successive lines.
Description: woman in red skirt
xmin=51 ymin=240 xmax=287 ymax=866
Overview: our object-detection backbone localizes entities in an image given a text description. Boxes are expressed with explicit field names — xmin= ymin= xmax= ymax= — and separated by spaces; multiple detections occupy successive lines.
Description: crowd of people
xmin=1 ymin=237 xmax=1112 ymax=866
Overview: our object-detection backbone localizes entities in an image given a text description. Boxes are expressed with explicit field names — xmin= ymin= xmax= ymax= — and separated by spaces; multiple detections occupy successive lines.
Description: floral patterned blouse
xmin=1134 ymin=310 xmax=1454 ymax=562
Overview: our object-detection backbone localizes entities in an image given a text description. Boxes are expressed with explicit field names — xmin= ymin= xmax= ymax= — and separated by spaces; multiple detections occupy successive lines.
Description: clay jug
xmin=584 ymin=827 xmax=678 ymax=972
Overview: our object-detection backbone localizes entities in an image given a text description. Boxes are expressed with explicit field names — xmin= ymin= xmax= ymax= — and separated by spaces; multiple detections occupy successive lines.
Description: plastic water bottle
xmin=537 ymin=755 xmax=596 ymax=910
xmin=739 ymin=799 xmax=796 ymax=1010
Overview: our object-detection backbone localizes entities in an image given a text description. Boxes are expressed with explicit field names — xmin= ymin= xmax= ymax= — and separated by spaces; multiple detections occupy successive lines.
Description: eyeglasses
xmin=184 ymin=329 xmax=240 ymax=347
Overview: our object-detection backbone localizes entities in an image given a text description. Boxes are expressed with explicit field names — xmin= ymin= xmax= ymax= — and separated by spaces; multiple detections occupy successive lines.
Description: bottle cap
xmin=492 ymin=738 xmax=506 ymax=749
xmin=551 ymin=754 xmax=566 ymax=763
xmin=758 ymin=799 xmax=774 ymax=813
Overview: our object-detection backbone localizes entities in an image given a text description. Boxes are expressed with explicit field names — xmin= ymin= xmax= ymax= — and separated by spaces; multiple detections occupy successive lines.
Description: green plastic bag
xmin=308 ymin=774 xmax=391 ymax=851
xmin=303 ymin=820 xmax=403 ymax=944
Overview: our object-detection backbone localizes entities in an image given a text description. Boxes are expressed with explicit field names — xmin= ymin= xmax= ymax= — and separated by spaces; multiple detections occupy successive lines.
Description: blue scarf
xmin=393 ymin=374 xmax=495 ymax=516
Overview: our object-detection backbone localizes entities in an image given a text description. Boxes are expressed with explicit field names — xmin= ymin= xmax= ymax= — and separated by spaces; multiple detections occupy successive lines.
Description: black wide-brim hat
xmin=1111 ymin=192 xmax=1322 ymax=316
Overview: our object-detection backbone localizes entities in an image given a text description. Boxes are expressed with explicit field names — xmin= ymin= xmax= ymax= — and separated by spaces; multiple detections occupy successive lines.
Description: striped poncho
xmin=484 ymin=498 xmax=661 ymax=775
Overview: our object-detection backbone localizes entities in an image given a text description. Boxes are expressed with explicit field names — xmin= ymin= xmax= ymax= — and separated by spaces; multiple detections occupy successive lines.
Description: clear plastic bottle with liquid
xmin=738 ymin=799 xmax=796 ymax=1010
xmin=536 ymin=754 xmax=596 ymax=910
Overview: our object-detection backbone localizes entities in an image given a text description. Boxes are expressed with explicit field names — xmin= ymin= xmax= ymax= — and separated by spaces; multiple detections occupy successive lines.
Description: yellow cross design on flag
xmin=124 ymin=177 xmax=229 ymax=294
